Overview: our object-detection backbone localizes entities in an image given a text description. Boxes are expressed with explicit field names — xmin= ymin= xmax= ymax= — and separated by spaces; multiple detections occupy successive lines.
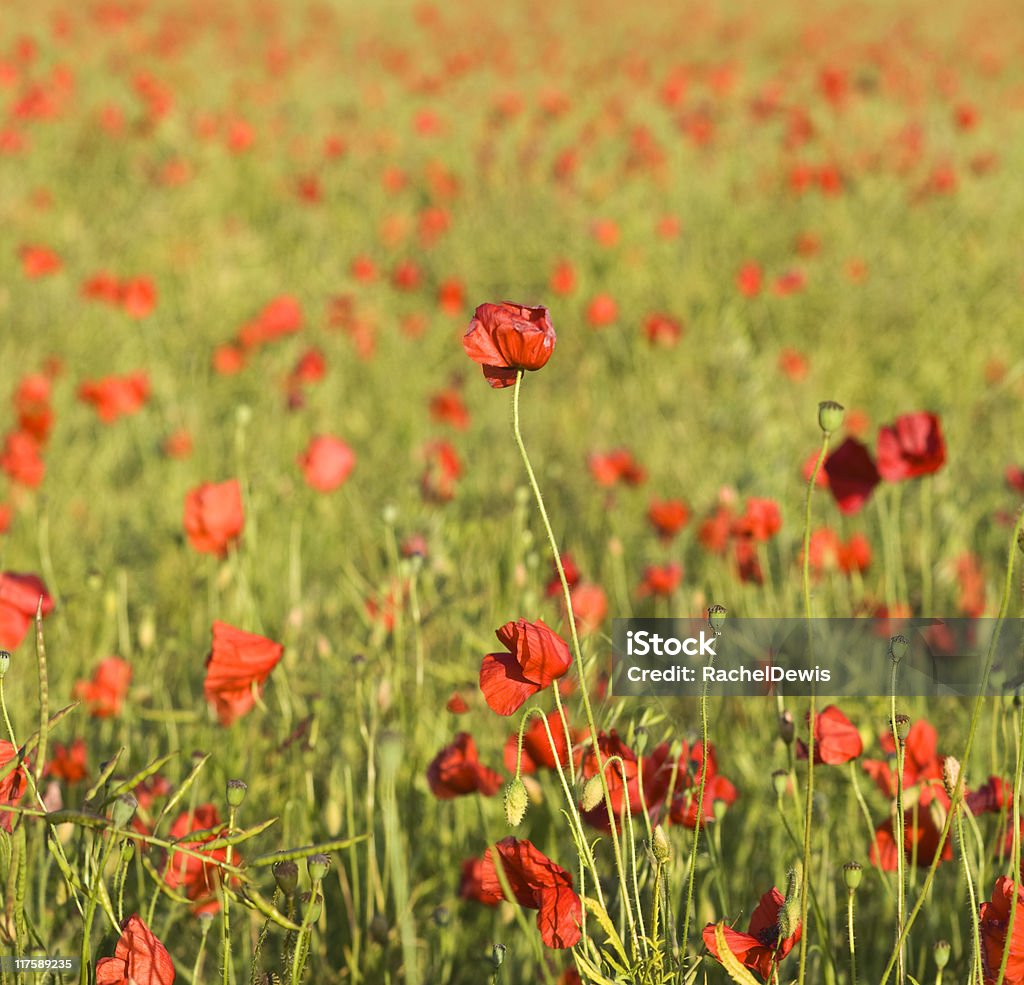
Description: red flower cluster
xmin=459 ymin=837 xmax=581 ymax=948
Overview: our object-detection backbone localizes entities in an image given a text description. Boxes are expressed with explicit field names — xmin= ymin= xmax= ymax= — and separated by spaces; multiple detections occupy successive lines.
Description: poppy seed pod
xmin=818 ymin=400 xmax=845 ymax=435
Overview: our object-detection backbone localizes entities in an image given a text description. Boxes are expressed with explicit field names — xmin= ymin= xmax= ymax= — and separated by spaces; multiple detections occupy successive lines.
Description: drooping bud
xmin=226 ymin=779 xmax=248 ymax=808
xmin=580 ymin=773 xmax=604 ymax=812
xmin=842 ymin=860 xmax=863 ymax=892
xmin=942 ymin=756 xmax=961 ymax=800
xmin=504 ymin=778 xmax=529 ymax=827
xmin=818 ymin=400 xmax=845 ymax=435
xmin=651 ymin=825 xmax=671 ymax=863
xmin=889 ymin=634 xmax=909 ymax=663
xmin=933 ymin=940 xmax=951 ymax=969
xmin=273 ymin=860 xmax=299 ymax=896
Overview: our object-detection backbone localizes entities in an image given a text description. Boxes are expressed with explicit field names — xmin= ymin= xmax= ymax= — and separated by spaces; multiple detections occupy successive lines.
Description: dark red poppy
xmin=297 ymin=435 xmax=356 ymax=492
xmin=77 ymin=373 xmax=150 ymax=422
xmin=427 ymin=733 xmax=503 ymax=799
xmin=95 ymin=914 xmax=174 ymax=985
xmin=0 ymin=571 xmax=54 ymax=649
xmin=45 ymin=738 xmax=87 ymax=783
xmin=479 ymin=618 xmax=572 ymax=716
xmin=183 ymin=480 xmax=244 ymax=557
xmin=0 ymin=739 xmax=27 ymax=833
xmin=503 ymin=709 xmax=582 ymax=775
xmin=462 ymin=302 xmax=556 ymax=388
xmin=647 ymin=498 xmax=689 ymax=541
xmin=702 ymin=887 xmax=801 ymax=980
xmin=73 ymin=657 xmax=131 ymax=718
xmin=980 ymin=877 xmax=1024 ymax=983
xmin=876 ymin=412 xmax=946 ymax=481
xmin=459 ymin=837 xmax=581 ymax=948
xmin=795 ymin=705 xmax=862 ymax=765
xmin=204 ymin=622 xmax=284 ymax=726
xmin=163 ymin=804 xmax=231 ymax=913
xmin=824 ymin=437 xmax=881 ymax=514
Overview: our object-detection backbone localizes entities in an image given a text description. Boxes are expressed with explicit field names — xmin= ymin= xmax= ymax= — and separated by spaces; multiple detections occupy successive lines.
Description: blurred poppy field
xmin=2 ymin=0 xmax=1024 ymax=982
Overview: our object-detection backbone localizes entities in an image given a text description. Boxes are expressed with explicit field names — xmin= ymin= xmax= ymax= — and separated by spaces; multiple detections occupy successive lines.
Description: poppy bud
xmin=226 ymin=779 xmax=248 ymax=808
xmin=772 ymin=769 xmax=789 ymax=800
xmin=933 ymin=940 xmax=951 ymax=969
xmin=651 ymin=825 xmax=671 ymax=863
xmin=273 ymin=860 xmax=299 ymax=896
xmin=889 ymin=634 xmax=909 ymax=663
xmin=491 ymin=943 xmax=507 ymax=968
xmin=580 ymin=773 xmax=604 ymax=812
xmin=0 ymin=650 xmax=9 ymax=678
xmin=707 ymin=604 xmax=727 ymax=634
xmin=942 ymin=756 xmax=961 ymax=800
xmin=778 ymin=710 xmax=795 ymax=745
xmin=504 ymin=778 xmax=529 ymax=827
xmin=893 ymin=714 xmax=911 ymax=743
xmin=818 ymin=400 xmax=845 ymax=435
xmin=842 ymin=860 xmax=863 ymax=891
xmin=307 ymin=853 xmax=331 ymax=884
xmin=111 ymin=794 xmax=138 ymax=829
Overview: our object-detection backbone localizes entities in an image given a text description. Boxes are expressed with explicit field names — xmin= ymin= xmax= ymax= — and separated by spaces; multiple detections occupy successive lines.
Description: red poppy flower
xmin=795 ymin=705 xmax=862 ymax=765
xmin=164 ymin=804 xmax=231 ymax=913
xmin=204 ymin=621 xmax=284 ymax=726
xmin=73 ymin=657 xmax=131 ymax=718
xmin=297 ymin=435 xmax=356 ymax=492
xmin=0 ymin=571 xmax=54 ymax=649
xmin=427 ymin=733 xmax=503 ymax=799
xmin=703 ymin=887 xmax=801 ymax=981
xmin=824 ymin=437 xmax=881 ymax=514
xmin=647 ymin=498 xmax=689 ymax=541
xmin=95 ymin=914 xmax=174 ymax=985
xmin=980 ymin=877 xmax=1024 ymax=983
xmin=0 ymin=740 xmax=27 ymax=833
xmin=503 ymin=709 xmax=582 ymax=775
xmin=637 ymin=563 xmax=682 ymax=598
xmin=45 ymin=738 xmax=87 ymax=783
xmin=77 ymin=372 xmax=150 ymax=422
xmin=462 ymin=302 xmax=556 ymax=388
xmin=588 ymin=449 xmax=646 ymax=487
xmin=479 ymin=618 xmax=572 ymax=716
xmin=459 ymin=837 xmax=582 ymax=948
xmin=120 ymin=277 xmax=157 ymax=318
xmin=183 ymin=480 xmax=244 ymax=557
xmin=876 ymin=412 xmax=946 ymax=481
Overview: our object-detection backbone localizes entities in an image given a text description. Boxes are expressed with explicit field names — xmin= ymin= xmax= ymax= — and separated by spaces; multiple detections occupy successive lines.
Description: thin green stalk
xmin=510 ymin=371 xmax=636 ymax=953
xmin=880 ymin=508 xmax=1024 ymax=984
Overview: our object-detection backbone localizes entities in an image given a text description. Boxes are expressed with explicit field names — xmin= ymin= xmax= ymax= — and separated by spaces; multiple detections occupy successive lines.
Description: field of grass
xmin=1 ymin=0 xmax=1024 ymax=982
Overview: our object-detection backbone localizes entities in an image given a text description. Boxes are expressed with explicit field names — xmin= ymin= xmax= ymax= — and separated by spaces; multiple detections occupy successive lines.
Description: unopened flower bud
xmin=843 ymin=860 xmax=863 ymax=891
xmin=0 ymin=651 xmax=10 ymax=678
xmin=580 ymin=773 xmax=604 ymax=812
xmin=273 ymin=860 xmax=299 ymax=896
xmin=942 ymin=756 xmax=961 ymax=800
xmin=778 ymin=710 xmax=795 ymax=745
xmin=893 ymin=714 xmax=911 ymax=743
xmin=651 ymin=825 xmax=671 ymax=863
xmin=818 ymin=400 xmax=845 ymax=435
xmin=307 ymin=853 xmax=330 ymax=883
xmin=504 ymin=778 xmax=529 ymax=827
xmin=708 ymin=604 xmax=727 ymax=634
xmin=889 ymin=634 xmax=909 ymax=663
xmin=111 ymin=794 xmax=138 ymax=830
xmin=226 ymin=779 xmax=248 ymax=808
xmin=772 ymin=769 xmax=789 ymax=800
xmin=933 ymin=940 xmax=951 ymax=969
